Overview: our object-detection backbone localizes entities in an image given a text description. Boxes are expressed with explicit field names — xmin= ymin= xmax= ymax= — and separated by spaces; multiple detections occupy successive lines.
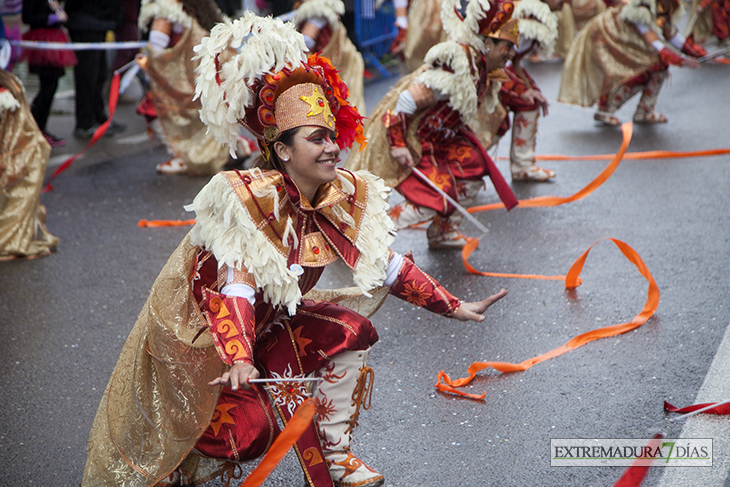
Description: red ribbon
xmin=612 ymin=434 xmax=664 ymax=487
xmin=43 ymin=71 xmax=121 ymax=192
xmin=664 ymin=400 xmax=730 ymax=415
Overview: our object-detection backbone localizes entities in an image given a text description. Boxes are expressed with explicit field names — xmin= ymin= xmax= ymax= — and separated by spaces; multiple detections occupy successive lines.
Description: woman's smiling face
xmin=275 ymin=126 xmax=341 ymax=203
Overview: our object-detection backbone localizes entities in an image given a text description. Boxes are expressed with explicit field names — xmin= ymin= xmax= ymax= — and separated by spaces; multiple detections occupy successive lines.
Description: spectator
xmin=64 ymin=0 xmax=126 ymax=138
xmin=22 ymin=0 xmax=77 ymax=146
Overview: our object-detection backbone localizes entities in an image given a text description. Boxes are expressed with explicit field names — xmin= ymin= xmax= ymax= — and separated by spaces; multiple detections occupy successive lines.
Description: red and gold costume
xmin=559 ymin=0 xmax=706 ymax=124
xmin=489 ymin=0 xmax=559 ymax=181
xmin=83 ymin=13 xmax=472 ymax=487
xmin=347 ymin=0 xmax=519 ymax=249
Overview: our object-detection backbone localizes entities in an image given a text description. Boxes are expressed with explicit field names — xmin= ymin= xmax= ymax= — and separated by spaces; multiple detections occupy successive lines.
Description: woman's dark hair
xmin=181 ymin=0 xmax=225 ymax=32
xmin=249 ymin=127 xmax=299 ymax=171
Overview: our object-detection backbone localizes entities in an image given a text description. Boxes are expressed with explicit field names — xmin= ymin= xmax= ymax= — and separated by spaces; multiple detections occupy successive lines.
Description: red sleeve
xmin=389 ymin=253 xmax=461 ymax=316
xmin=200 ymin=288 xmax=256 ymax=366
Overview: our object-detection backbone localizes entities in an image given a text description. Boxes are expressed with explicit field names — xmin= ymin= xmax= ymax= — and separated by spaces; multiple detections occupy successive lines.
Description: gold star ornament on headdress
xmin=301 ymin=87 xmax=335 ymax=128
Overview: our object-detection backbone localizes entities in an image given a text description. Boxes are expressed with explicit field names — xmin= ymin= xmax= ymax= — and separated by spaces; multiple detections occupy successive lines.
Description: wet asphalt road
xmin=1 ymin=58 xmax=729 ymax=487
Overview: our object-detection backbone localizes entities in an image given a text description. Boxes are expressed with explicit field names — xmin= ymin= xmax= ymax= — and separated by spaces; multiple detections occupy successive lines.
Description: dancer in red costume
xmin=348 ymin=0 xmax=519 ymax=249
xmin=82 ymin=13 xmax=507 ymax=487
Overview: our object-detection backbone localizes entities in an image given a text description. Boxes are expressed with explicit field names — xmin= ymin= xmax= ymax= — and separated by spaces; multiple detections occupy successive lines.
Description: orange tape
xmin=497 ymin=146 xmax=730 ymax=161
xmin=437 ymin=238 xmax=660 ymax=399
xmin=240 ymin=399 xmax=315 ymax=487
xmin=137 ymin=219 xmax=196 ymax=227
xmin=470 ymin=123 xmax=633 ymax=213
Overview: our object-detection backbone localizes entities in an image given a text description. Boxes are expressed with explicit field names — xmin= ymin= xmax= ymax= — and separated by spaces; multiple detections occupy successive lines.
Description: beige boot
xmin=388 ymin=200 xmax=436 ymax=230
xmin=426 ymin=215 xmax=467 ymax=249
xmin=314 ymin=349 xmax=384 ymax=487
xmin=510 ymin=110 xmax=555 ymax=182
xmin=632 ymin=70 xmax=669 ymax=124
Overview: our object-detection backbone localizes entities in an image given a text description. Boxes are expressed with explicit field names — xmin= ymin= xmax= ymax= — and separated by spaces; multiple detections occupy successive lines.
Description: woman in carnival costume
xmin=347 ymin=0 xmax=519 ymax=249
xmin=136 ymin=0 xmax=237 ymax=175
xmin=0 ymin=68 xmax=59 ymax=260
xmin=81 ymin=13 xmax=507 ymax=487
xmin=490 ymin=0 xmax=561 ymax=181
xmin=292 ymin=0 xmax=367 ymax=114
xmin=558 ymin=0 xmax=705 ymax=125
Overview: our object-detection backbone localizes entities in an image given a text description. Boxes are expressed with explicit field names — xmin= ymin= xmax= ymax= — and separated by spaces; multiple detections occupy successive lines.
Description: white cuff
xmin=384 ymin=252 xmax=405 ymax=287
xmin=393 ymin=0 xmax=409 ymax=8
xmin=669 ymin=33 xmax=685 ymax=50
xmin=395 ymin=16 xmax=408 ymax=29
xmin=223 ymin=267 xmax=256 ymax=305
xmin=394 ymin=89 xmax=417 ymax=115
xmin=651 ymin=39 xmax=665 ymax=52
xmin=304 ymin=34 xmax=316 ymax=51
xmin=148 ymin=30 xmax=170 ymax=50
xmin=308 ymin=16 xmax=328 ymax=29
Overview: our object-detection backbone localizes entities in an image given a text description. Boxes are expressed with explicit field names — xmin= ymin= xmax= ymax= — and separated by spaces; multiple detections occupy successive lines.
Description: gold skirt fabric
xmin=82 ymin=236 xmax=226 ymax=486
xmin=146 ymin=22 xmax=230 ymax=176
xmin=558 ymin=6 xmax=659 ymax=107
xmin=402 ymin=0 xmax=448 ymax=73
xmin=0 ymin=74 xmax=59 ymax=259
xmin=554 ymin=3 xmax=576 ymax=59
xmin=686 ymin=0 xmax=713 ymax=43
xmin=321 ymin=23 xmax=367 ymax=115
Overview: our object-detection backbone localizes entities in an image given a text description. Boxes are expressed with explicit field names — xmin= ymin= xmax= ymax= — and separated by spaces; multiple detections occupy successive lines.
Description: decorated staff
xmin=559 ymin=0 xmax=705 ymax=126
xmin=347 ymin=0 xmax=519 ymax=249
xmin=81 ymin=12 xmax=508 ymax=487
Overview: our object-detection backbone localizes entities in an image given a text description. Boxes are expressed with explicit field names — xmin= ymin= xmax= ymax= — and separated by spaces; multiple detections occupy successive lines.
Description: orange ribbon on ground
xmin=462 ymin=236 xmax=567 ymax=281
xmin=43 ymin=72 xmax=121 ymax=192
xmin=239 ymin=399 xmax=315 ymax=487
xmin=437 ymin=238 xmax=660 ymax=400
xmin=469 ymin=123 xmax=633 ymax=213
xmin=137 ymin=219 xmax=196 ymax=227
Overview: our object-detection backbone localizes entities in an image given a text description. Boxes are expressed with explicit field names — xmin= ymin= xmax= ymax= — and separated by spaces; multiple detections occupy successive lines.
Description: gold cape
xmin=146 ymin=21 xmax=230 ymax=176
xmin=554 ymin=3 xmax=577 ymax=58
xmin=685 ymin=0 xmax=713 ymax=43
xmin=321 ymin=22 xmax=367 ymax=116
xmin=402 ymin=0 xmax=448 ymax=73
xmin=558 ymin=6 xmax=660 ymax=107
xmin=0 ymin=74 xmax=59 ymax=259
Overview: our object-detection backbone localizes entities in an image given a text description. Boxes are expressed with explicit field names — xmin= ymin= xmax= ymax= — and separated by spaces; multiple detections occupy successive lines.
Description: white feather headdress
xmin=138 ymin=0 xmax=193 ymax=32
xmin=514 ymin=0 xmax=558 ymax=58
xmin=442 ymin=0 xmax=494 ymax=53
xmin=193 ymin=12 xmax=308 ymax=156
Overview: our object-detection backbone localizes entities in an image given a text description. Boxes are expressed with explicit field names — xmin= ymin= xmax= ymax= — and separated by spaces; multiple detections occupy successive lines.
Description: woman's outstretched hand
xmin=453 ymin=288 xmax=508 ymax=322
xmin=209 ymin=362 xmax=260 ymax=390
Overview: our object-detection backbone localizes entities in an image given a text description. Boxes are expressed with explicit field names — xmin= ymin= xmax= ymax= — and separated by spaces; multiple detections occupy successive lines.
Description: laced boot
xmin=427 ymin=214 xmax=467 ymax=249
xmin=509 ymin=110 xmax=555 ymax=181
xmin=632 ymin=70 xmax=669 ymax=124
xmin=595 ymin=81 xmax=644 ymax=126
xmin=388 ymin=200 xmax=436 ymax=230
xmin=314 ymin=349 xmax=384 ymax=487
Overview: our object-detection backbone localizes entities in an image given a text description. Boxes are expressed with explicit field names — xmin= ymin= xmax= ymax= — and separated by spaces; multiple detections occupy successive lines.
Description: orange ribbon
xmin=437 ymin=238 xmax=660 ymax=400
xmin=469 ymin=123 xmax=633 ymax=213
xmin=137 ymin=219 xmax=196 ymax=227
xmin=498 ymin=147 xmax=730 ymax=162
xmin=239 ymin=399 xmax=315 ymax=487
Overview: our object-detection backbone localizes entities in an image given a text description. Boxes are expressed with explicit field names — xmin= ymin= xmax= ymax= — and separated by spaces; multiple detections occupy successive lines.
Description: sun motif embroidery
xmin=209 ymin=403 xmax=237 ymax=436
xmin=401 ymin=281 xmax=432 ymax=307
xmin=314 ymin=394 xmax=337 ymax=422
xmin=388 ymin=204 xmax=404 ymax=221
xmin=301 ymin=88 xmax=334 ymax=128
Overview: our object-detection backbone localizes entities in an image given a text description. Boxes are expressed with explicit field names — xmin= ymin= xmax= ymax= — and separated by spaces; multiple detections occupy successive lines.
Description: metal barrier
xmin=353 ymin=0 xmax=397 ymax=77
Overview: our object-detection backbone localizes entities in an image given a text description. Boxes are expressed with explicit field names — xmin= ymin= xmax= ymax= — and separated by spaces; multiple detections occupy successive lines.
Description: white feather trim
xmin=293 ymin=0 xmax=344 ymax=29
xmin=620 ymin=0 xmax=657 ymax=28
xmin=418 ymin=41 xmax=479 ymax=124
xmin=349 ymin=170 xmax=395 ymax=297
xmin=186 ymin=173 xmax=303 ymax=315
xmin=0 ymin=89 xmax=20 ymax=113
xmin=193 ymin=12 xmax=308 ymax=156
xmin=138 ymin=0 xmax=193 ymax=32
xmin=442 ymin=0 xmax=493 ymax=53
xmin=336 ymin=172 xmax=355 ymax=195
xmin=514 ymin=0 xmax=558 ymax=57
